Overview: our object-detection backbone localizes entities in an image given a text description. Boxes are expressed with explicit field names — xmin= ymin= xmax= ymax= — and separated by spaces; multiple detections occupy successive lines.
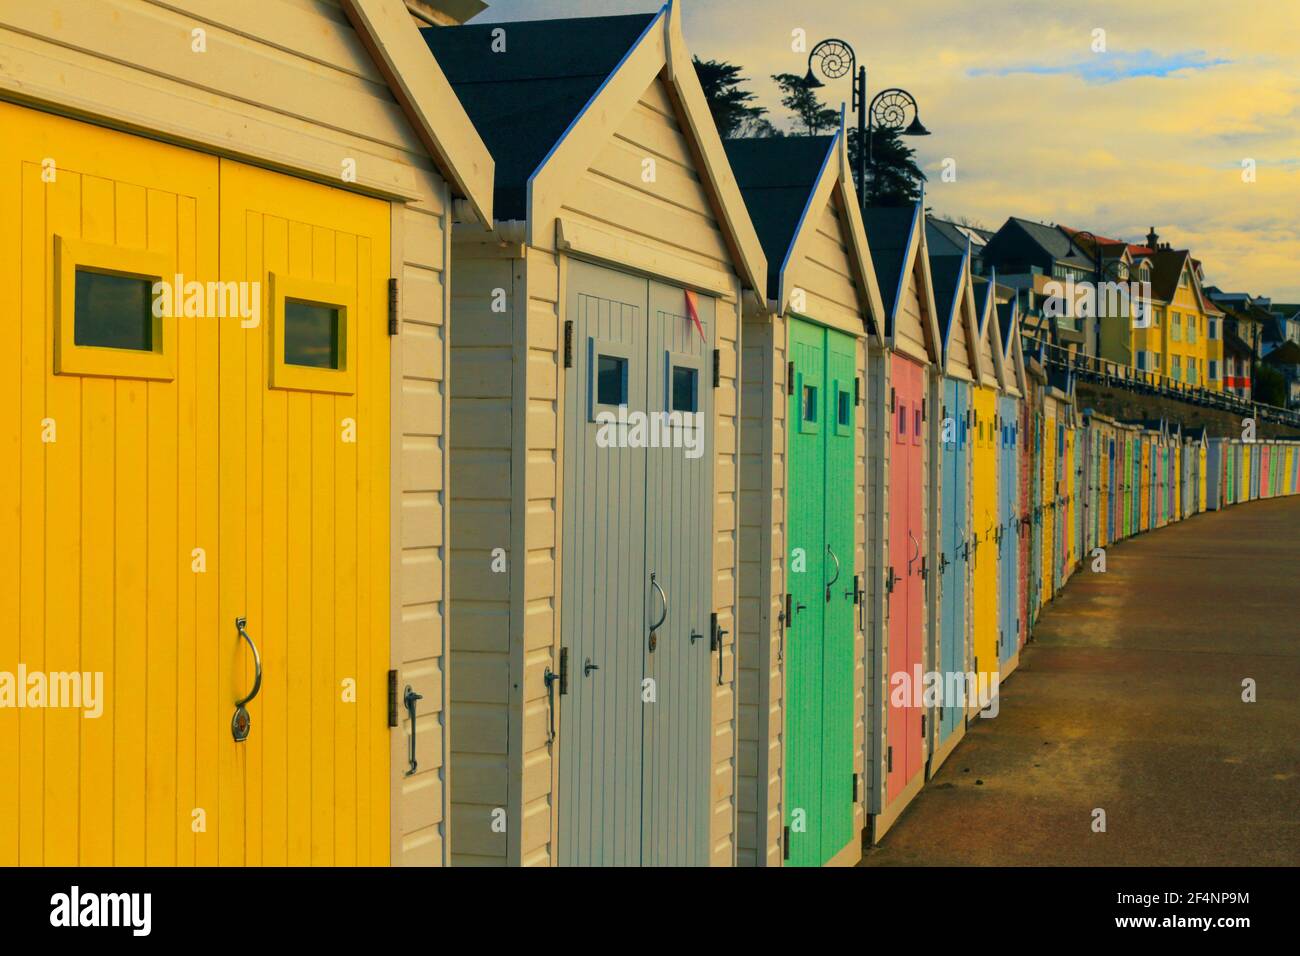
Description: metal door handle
xmin=231 ymin=616 xmax=262 ymax=742
xmin=648 ymin=572 xmax=668 ymax=652
xmin=404 ymin=685 xmax=422 ymax=776
xmin=907 ymin=530 xmax=919 ymax=574
xmin=584 ymin=657 xmax=600 ymax=676
xmin=825 ymin=545 xmax=840 ymax=601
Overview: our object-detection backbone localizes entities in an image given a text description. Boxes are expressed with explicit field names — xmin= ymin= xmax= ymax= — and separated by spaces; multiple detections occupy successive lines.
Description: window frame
xmin=269 ymin=271 xmax=356 ymax=394
xmin=54 ymin=234 xmax=175 ymax=380
xmin=587 ymin=334 xmax=633 ymax=423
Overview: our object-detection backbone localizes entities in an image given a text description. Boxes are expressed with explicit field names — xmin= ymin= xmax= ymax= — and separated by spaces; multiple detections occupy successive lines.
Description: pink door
xmin=887 ymin=356 xmax=924 ymax=801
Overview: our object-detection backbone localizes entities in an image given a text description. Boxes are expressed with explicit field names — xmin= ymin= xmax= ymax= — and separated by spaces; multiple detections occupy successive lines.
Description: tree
xmin=693 ymin=57 xmax=778 ymax=139
xmin=1253 ymin=362 xmax=1287 ymax=407
xmin=848 ymin=127 xmax=926 ymax=207
xmin=771 ymin=73 xmax=839 ymax=135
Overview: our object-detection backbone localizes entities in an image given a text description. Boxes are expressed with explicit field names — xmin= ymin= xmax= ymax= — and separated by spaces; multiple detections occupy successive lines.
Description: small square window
xmin=74 ymin=269 xmax=155 ymax=351
xmin=803 ymin=385 xmax=818 ymax=423
xmin=838 ymin=390 xmax=851 ymax=427
xmin=284 ymin=299 xmax=340 ymax=369
xmin=597 ymin=354 xmax=628 ymax=406
xmin=671 ymin=365 xmax=698 ymax=413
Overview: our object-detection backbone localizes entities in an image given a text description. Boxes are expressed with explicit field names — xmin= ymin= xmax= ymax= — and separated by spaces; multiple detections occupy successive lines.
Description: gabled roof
xmin=1002 ymin=217 xmax=1094 ymax=269
xmin=973 ymin=274 xmax=1008 ymax=389
xmin=1264 ymin=340 xmax=1300 ymax=365
xmin=342 ymin=0 xmax=496 ymax=224
xmin=724 ymin=126 xmax=884 ymax=341
xmin=724 ymin=136 xmax=832 ymax=302
xmin=422 ymin=13 xmax=656 ymax=221
xmin=928 ymin=252 xmax=966 ymax=344
xmin=422 ymin=3 xmax=766 ymax=297
xmin=1149 ymin=248 xmax=1192 ymax=302
xmin=862 ymin=206 xmax=919 ymax=322
xmin=927 ymin=217 xmax=989 ymax=255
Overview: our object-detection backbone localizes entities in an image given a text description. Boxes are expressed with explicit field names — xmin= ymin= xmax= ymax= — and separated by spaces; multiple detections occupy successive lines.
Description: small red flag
xmin=685 ymin=288 xmax=705 ymax=342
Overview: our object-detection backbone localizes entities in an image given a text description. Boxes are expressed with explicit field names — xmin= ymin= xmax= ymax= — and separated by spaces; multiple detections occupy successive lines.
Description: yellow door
xmin=0 ymin=102 xmax=390 ymax=866
xmin=217 ymin=160 xmax=390 ymax=866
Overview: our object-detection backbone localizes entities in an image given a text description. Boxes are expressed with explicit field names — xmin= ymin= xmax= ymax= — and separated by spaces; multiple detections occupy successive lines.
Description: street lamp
xmin=805 ymin=38 xmax=930 ymax=212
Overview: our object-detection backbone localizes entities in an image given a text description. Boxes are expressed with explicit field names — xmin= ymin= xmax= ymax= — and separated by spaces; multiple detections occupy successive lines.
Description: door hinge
xmin=558 ymin=646 xmax=569 ymax=695
xmin=784 ymin=592 xmax=792 ymax=628
xmin=887 ymin=745 xmax=894 ymax=772
xmin=787 ymin=360 xmax=795 ymax=395
xmin=387 ymin=669 xmax=398 ymax=727
xmin=783 ymin=826 xmax=791 ymax=861
xmin=855 ymin=376 xmax=862 ymax=406
xmin=563 ymin=320 xmax=574 ymax=368
xmin=387 ymin=278 xmax=399 ymax=336
xmin=921 ymin=714 xmax=926 ymax=737
xmin=712 ymin=348 xmax=721 ymax=388
xmin=922 ymin=396 xmax=927 ymax=421
xmin=852 ymin=772 xmax=859 ymax=802
xmin=890 ymin=386 xmax=896 ymax=412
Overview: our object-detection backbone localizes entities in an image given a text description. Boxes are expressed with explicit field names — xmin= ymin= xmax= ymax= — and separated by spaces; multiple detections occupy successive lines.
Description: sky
xmin=473 ymin=0 xmax=1300 ymax=302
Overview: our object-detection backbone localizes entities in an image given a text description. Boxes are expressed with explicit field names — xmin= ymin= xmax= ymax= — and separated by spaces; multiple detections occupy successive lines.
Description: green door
xmin=785 ymin=317 xmax=856 ymax=866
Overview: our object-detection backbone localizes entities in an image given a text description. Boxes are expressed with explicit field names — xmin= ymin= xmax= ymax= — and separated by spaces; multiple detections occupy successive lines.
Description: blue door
xmin=998 ymin=396 xmax=1019 ymax=667
xmin=938 ymin=378 xmax=968 ymax=742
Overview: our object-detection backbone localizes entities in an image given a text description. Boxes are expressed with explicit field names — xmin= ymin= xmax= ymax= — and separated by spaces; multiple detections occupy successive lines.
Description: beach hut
xmin=995 ymin=293 xmax=1026 ymax=679
xmin=969 ymin=276 xmax=1005 ymax=701
xmin=424 ymin=5 xmax=767 ymax=866
xmin=726 ymin=124 xmax=885 ymax=867
xmin=859 ymin=203 xmax=942 ymax=838
xmin=1024 ymin=349 xmax=1048 ymax=631
xmin=919 ymin=231 xmax=983 ymax=776
xmin=0 ymin=0 xmax=495 ymax=867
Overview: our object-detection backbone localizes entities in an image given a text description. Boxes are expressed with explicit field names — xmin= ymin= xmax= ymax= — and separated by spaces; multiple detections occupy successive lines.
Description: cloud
xmin=970 ymin=49 xmax=1230 ymax=84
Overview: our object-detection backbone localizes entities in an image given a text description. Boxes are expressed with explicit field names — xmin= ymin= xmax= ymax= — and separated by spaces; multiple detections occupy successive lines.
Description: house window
xmin=54 ymin=235 xmax=174 ymax=380
xmin=1171 ymin=314 xmax=1182 ymax=341
xmin=269 ymin=273 xmax=355 ymax=394
xmin=597 ymin=355 xmax=628 ymax=406
xmin=838 ymin=389 xmax=851 ymax=427
xmin=804 ymin=384 xmax=819 ymax=423
xmin=284 ymin=300 xmax=341 ymax=369
xmin=74 ymin=270 xmax=155 ymax=352
xmin=1137 ymin=351 xmax=1148 ymax=371
xmin=1210 ymin=360 xmax=1219 ymax=380
xmin=671 ymin=365 xmax=698 ymax=413
xmin=1172 ymin=355 xmax=1181 ymax=380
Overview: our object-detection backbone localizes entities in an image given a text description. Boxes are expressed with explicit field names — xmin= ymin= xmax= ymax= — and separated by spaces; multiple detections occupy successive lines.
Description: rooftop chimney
xmin=1146 ymin=226 xmax=1159 ymax=248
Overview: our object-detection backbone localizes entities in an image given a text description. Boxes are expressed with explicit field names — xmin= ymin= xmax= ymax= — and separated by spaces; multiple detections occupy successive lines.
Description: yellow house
xmin=0 ymin=0 xmax=495 ymax=867
xmin=1141 ymin=244 xmax=1214 ymax=389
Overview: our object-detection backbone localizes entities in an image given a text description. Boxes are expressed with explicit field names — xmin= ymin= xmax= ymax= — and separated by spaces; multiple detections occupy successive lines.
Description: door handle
xmin=231 ymin=616 xmax=262 ymax=742
xmin=907 ymin=530 xmax=919 ymax=575
xmin=825 ymin=544 xmax=841 ymax=602
xmin=584 ymin=657 xmax=600 ymax=676
xmin=648 ymin=572 xmax=668 ymax=652
xmin=403 ymin=685 xmax=423 ymax=776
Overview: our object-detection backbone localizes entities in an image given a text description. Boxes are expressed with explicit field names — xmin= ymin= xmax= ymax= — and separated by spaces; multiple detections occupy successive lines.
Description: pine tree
xmin=693 ymin=57 xmax=778 ymax=139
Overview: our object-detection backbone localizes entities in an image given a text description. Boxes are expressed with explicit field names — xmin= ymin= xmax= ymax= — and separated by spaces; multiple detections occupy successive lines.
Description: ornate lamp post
xmin=804 ymin=38 xmax=930 ymax=211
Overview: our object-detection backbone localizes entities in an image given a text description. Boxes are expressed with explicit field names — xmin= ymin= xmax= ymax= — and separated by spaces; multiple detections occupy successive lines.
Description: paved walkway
xmin=861 ymin=497 xmax=1300 ymax=866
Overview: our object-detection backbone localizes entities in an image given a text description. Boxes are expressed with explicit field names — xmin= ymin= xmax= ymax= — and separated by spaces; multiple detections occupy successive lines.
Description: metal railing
xmin=1030 ymin=337 xmax=1300 ymax=429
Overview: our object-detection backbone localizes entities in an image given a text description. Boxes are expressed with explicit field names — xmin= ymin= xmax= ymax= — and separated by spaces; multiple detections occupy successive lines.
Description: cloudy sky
xmin=476 ymin=0 xmax=1300 ymax=302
